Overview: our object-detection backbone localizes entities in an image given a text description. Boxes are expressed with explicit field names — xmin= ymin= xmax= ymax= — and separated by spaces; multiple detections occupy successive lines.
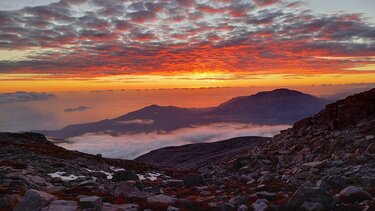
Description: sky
xmin=0 ymin=0 xmax=375 ymax=91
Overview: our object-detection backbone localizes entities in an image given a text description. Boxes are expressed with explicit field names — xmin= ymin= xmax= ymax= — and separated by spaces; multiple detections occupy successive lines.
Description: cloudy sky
xmin=0 ymin=0 xmax=374 ymax=91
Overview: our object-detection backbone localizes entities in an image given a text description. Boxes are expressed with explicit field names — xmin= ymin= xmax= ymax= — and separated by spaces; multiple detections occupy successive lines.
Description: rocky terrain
xmin=1 ymin=88 xmax=374 ymax=211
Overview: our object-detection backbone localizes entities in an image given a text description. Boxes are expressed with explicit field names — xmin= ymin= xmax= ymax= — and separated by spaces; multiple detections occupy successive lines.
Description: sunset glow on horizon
xmin=0 ymin=0 xmax=374 ymax=92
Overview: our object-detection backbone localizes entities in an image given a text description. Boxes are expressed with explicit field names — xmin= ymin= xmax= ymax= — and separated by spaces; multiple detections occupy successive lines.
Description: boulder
xmin=183 ymin=173 xmax=204 ymax=187
xmin=42 ymin=200 xmax=78 ymax=211
xmin=90 ymin=171 xmax=108 ymax=179
xmin=111 ymin=181 xmax=141 ymax=197
xmin=79 ymin=196 xmax=102 ymax=211
xmin=14 ymin=189 xmax=56 ymax=211
xmin=112 ymin=170 xmax=139 ymax=182
xmin=0 ymin=194 xmax=21 ymax=209
xmin=338 ymin=186 xmax=371 ymax=202
xmin=287 ymin=185 xmax=336 ymax=210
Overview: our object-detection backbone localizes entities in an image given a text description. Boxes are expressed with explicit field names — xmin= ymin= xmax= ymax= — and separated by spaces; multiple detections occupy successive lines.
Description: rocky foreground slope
xmin=0 ymin=88 xmax=374 ymax=211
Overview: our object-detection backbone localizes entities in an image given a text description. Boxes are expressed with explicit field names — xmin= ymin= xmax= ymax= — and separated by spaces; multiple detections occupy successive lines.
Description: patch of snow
xmin=138 ymin=172 xmax=164 ymax=181
xmin=48 ymin=171 xmax=84 ymax=181
xmin=110 ymin=166 xmax=125 ymax=172
xmin=138 ymin=174 xmax=146 ymax=180
xmin=100 ymin=171 xmax=113 ymax=180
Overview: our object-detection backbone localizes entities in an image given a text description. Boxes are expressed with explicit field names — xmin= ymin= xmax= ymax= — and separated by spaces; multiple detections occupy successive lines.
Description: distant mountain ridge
xmin=39 ymin=89 xmax=330 ymax=139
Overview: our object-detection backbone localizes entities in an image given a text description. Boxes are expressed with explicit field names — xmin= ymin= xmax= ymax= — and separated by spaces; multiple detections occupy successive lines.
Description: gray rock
xmin=14 ymin=189 xmax=56 ymax=211
xmin=287 ymin=185 xmax=336 ymax=210
xmin=237 ymin=204 xmax=248 ymax=211
xmin=301 ymin=161 xmax=325 ymax=169
xmin=366 ymin=143 xmax=375 ymax=154
xmin=41 ymin=200 xmax=78 ymax=211
xmin=251 ymin=199 xmax=269 ymax=211
xmin=162 ymin=179 xmax=184 ymax=188
xmin=90 ymin=171 xmax=108 ymax=179
xmin=112 ymin=181 xmax=141 ymax=197
xmin=79 ymin=196 xmax=102 ymax=211
xmin=255 ymin=191 xmax=277 ymax=200
xmin=101 ymin=203 xmax=139 ymax=211
xmin=0 ymin=194 xmax=20 ymax=209
xmin=183 ymin=173 xmax=204 ymax=187
xmin=147 ymin=194 xmax=178 ymax=204
xmin=258 ymin=173 xmax=274 ymax=183
xmin=300 ymin=201 xmax=325 ymax=211
xmin=338 ymin=186 xmax=371 ymax=202
xmin=365 ymin=135 xmax=374 ymax=140
xmin=217 ymin=203 xmax=235 ymax=211
xmin=112 ymin=170 xmax=139 ymax=182
xmin=167 ymin=206 xmax=180 ymax=211
xmin=228 ymin=195 xmax=249 ymax=207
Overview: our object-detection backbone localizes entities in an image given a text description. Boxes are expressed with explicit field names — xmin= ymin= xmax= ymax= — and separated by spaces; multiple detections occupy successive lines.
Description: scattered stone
xmin=101 ymin=203 xmax=139 ymax=211
xmin=41 ymin=200 xmax=78 ymax=211
xmin=287 ymin=185 xmax=336 ymax=210
xmin=0 ymin=194 xmax=21 ymax=209
xmin=167 ymin=206 xmax=180 ymax=211
xmin=183 ymin=173 xmax=204 ymax=187
xmin=238 ymin=204 xmax=248 ymax=211
xmin=79 ymin=196 xmax=102 ymax=211
xmin=112 ymin=170 xmax=139 ymax=182
xmin=162 ymin=179 xmax=184 ymax=187
xmin=251 ymin=199 xmax=269 ymax=211
xmin=90 ymin=171 xmax=108 ymax=179
xmin=255 ymin=191 xmax=277 ymax=201
xmin=111 ymin=181 xmax=141 ymax=197
xmin=228 ymin=195 xmax=249 ymax=207
xmin=217 ymin=203 xmax=234 ymax=211
xmin=300 ymin=201 xmax=325 ymax=211
xmin=14 ymin=189 xmax=56 ymax=211
xmin=301 ymin=160 xmax=325 ymax=169
xmin=338 ymin=186 xmax=371 ymax=202
xmin=366 ymin=143 xmax=375 ymax=154
xmin=365 ymin=135 xmax=374 ymax=140
xmin=147 ymin=194 xmax=178 ymax=205
xmin=258 ymin=173 xmax=274 ymax=183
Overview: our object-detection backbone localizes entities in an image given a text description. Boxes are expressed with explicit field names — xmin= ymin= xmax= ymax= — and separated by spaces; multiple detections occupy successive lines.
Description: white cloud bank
xmin=59 ymin=123 xmax=290 ymax=160
xmin=0 ymin=91 xmax=55 ymax=104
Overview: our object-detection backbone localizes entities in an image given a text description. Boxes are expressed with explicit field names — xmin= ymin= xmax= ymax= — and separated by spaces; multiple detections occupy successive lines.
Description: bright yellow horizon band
xmin=1 ymin=72 xmax=375 ymax=92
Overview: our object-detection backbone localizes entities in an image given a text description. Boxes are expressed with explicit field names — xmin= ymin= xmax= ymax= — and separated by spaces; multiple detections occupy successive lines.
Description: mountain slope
xmin=40 ymin=105 xmax=207 ymax=139
xmin=40 ymin=89 xmax=330 ymax=139
xmin=135 ymin=136 xmax=269 ymax=170
xmin=203 ymin=88 xmax=330 ymax=124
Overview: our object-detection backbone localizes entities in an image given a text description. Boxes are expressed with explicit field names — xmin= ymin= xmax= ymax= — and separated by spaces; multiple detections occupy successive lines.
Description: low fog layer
xmin=59 ymin=123 xmax=290 ymax=159
xmin=0 ymin=91 xmax=54 ymax=104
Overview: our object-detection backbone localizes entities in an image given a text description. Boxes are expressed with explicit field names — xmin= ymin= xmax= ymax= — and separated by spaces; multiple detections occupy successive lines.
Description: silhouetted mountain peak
xmin=254 ymin=88 xmax=307 ymax=97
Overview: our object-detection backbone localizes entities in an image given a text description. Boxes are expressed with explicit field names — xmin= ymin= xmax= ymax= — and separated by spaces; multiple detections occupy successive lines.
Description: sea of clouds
xmin=59 ymin=123 xmax=290 ymax=159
